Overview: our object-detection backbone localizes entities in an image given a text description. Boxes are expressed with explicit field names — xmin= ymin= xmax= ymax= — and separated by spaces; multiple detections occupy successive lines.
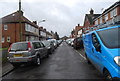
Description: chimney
xmin=33 ymin=21 xmax=37 ymax=24
xmin=90 ymin=8 xmax=94 ymax=14
xmin=44 ymin=28 xmax=46 ymax=31
xmin=78 ymin=24 xmax=80 ymax=27
xmin=40 ymin=27 xmax=43 ymax=29
xmin=17 ymin=10 xmax=24 ymax=16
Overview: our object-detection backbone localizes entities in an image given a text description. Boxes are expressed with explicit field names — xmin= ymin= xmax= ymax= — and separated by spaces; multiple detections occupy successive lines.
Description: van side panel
xmin=83 ymin=34 xmax=92 ymax=61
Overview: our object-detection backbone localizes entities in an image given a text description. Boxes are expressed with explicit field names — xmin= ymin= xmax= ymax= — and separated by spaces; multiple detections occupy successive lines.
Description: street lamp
xmin=38 ymin=19 xmax=46 ymax=26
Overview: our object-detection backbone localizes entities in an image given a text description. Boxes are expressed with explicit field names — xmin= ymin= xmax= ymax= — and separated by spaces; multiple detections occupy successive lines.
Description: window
xmin=25 ymin=23 xmax=29 ymax=31
xmin=110 ymin=8 xmax=117 ymax=18
xmin=100 ymin=17 xmax=102 ymax=24
xmin=7 ymin=36 xmax=10 ymax=42
xmin=2 ymin=37 xmax=5 ymax=43
xmin=105 ymin=14 xmax=108 ymax=21
xmin=4 ymin=25 xmax=8 ymax=30
xmin=26 ymin=36 xmax=29 ymax=41
xmin=33 ymin=42 xmax=41 ymax=49
xmin=97 ymin=27 xmax=120 ymax=48
xmin=95 ymin=20 xmax=98 ymax=25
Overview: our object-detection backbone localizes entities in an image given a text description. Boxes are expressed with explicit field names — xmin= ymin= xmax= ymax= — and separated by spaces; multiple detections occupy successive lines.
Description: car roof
xmin=12 ymin=41 xmax=41 ymax=44
xmin=96 ymin=25 xmax=120 ymax=32
xmin=84 ymin=25 xmax=120 ymax=35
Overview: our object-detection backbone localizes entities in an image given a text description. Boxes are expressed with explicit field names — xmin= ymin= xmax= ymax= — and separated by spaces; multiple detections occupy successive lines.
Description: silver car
xmin=7 ymin=41 xmax=48 ymax=67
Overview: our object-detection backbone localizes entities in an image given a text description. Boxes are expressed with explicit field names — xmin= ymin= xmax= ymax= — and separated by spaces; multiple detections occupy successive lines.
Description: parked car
xmin=49 ymin=39 xmax=58 ymax=49
xmin=82 ymin=25 xmax=120 ymax=80
xmin=42 ymin=40 xmax=55 ymax=55
xmin=73 ymin=37 xmax=83 ymax=49
xmin=7 ymin=41 xmax=48 ymax=67
xmin=66 ymin=38 xmax=74 ymax=46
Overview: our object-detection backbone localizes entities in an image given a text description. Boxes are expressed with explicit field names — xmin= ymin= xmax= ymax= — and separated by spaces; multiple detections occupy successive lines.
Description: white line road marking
xmin=74 ymin=50 xmax=86 ymax=60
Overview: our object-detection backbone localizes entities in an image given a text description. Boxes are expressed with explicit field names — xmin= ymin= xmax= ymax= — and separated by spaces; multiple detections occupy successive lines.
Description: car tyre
xmin=104 ymin=70 xmax=113 ymax=81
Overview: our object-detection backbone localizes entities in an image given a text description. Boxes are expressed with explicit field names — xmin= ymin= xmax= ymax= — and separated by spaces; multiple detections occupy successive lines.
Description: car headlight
xmin=114 ymin=56 xmax=120 ymax=66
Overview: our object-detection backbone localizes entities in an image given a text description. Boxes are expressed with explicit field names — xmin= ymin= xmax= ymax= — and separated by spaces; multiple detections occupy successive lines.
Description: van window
xmin=97 ymin=27 xmax=120 ymax=48
xmin=92 ymin=33 xmax=100 ymax=49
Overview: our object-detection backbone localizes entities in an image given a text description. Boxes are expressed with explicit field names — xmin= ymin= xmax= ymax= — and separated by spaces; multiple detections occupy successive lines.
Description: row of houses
xmin=1 ymin=11 xmax=56 ymax=48
xmin=71 ymin=1 xmax=120 ymax=38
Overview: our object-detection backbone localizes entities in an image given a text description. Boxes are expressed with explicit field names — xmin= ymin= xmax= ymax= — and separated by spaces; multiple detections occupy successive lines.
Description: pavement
xmin=2 ymin=62 xmax=14 ymax=77
xmin=0 ymin=49 xmax=14 ymax=78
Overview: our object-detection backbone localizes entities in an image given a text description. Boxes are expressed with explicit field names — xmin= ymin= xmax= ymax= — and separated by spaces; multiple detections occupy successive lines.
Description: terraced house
xmin=94 ymin=1 xmax=120 ymax=28
xmin=1 ymin=11 xmax=53 ymax=48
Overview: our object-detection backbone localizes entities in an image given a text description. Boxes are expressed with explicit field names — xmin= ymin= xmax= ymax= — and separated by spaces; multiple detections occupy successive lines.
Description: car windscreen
xmin=42 ymin=41 xmax=50 ymax=46
xmin=10 ymin=43 xmax=28 ymax=51
xmin=97 ymin=27 xmax=120 ymax=48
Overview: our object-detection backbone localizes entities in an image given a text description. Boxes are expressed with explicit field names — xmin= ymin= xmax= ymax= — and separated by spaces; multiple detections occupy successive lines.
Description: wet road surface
xmin=2 ymin=42 xmax=104 ymax=79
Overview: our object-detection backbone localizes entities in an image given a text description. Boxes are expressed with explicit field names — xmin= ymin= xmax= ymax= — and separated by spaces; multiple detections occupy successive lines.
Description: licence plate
xmin=14 ymin=54 xmax=23 ymax=57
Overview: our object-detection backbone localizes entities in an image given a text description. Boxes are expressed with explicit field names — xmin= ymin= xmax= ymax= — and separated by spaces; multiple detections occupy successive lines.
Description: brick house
xmin=1 ymin=11 xmax=39 ymax=48
xmin=46 ymin=31 xmax=52 ymax=40
xmin=83 ymin=9 xmax=101 ymax=33
xmin=94 ymin=1 xmax=120 ymax=28
xmin=71 ymin=24 xmax=83 ymax=38
xmin=75 ymin=24 xmax=83 ymax=37
xmin=39 ymin=27 xmax=46 ymax=40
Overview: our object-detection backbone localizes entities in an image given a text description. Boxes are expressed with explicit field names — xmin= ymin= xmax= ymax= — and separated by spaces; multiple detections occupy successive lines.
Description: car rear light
xmin=8 ymin=44 xmax=13 ymax=52
xmin=28 ymin=42 xmax=32 ymax=51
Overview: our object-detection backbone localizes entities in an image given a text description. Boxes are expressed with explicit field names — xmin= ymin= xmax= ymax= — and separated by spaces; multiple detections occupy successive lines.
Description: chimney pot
xmin=90 ymin=8 xmax=94 ymax=14
xmin=33 ymin=21 xmax=37 ymax=24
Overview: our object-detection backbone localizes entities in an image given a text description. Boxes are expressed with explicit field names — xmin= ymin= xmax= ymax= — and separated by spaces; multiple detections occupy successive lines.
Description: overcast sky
xmin=0 ymin=0 xmax=118 ymax=37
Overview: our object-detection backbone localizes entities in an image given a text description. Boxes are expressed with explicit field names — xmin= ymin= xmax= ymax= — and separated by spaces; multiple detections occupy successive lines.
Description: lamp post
xmin=19 ymin=0 xmax=22 ymax=41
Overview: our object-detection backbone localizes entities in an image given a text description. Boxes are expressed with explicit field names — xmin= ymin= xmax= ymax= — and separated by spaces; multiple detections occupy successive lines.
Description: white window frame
xmin=2 ymin=37 xmax=5 ymax=43
xmin=100 ymin=17 xmax=102 ymax=24
xmin=113 ymin=8 xmax=117 ymax=17
xmin=110 ymin=8 xmax=117 ymax=18
xmin=26 ymin=36 xmax=29 ymax=41
xmin=4 ymin=25 xmax=8 ymax=30
xmin=105 ymin=14 xmax=108 ymax=21
xmin=95 ymin=20 xmax=98 ymax=25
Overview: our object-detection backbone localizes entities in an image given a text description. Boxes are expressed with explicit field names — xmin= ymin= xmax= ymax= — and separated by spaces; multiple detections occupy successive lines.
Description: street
xmin=2 ymin=42 xmax=105 ymax=80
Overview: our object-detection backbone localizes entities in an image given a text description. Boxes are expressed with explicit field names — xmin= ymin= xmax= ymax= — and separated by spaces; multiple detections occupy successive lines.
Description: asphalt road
xmin=2 ymin=42 xmax=105 ymax=80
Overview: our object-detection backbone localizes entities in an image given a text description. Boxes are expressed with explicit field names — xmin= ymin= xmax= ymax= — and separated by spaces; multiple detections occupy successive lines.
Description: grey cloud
xmin=0 ymin=0 xmax=118 ymax=37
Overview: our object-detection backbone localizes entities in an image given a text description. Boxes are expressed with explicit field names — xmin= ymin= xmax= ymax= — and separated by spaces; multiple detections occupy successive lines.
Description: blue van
xmin=82 ymin=25 xmax=120 ymax=80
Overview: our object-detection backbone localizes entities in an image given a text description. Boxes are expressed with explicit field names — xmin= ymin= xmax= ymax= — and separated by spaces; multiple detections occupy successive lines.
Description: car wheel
xmin=104 ymin=70 xmax=113 ymax=81
xmin=85 ymin=53 xmax=91 ymax=64
xmin=35 ymin=56 xmax=41 ymax=66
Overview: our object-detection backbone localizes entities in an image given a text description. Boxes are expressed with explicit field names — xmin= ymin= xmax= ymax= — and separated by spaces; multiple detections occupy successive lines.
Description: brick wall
xmin=2 ymin=23 xmax=25 ymax=48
